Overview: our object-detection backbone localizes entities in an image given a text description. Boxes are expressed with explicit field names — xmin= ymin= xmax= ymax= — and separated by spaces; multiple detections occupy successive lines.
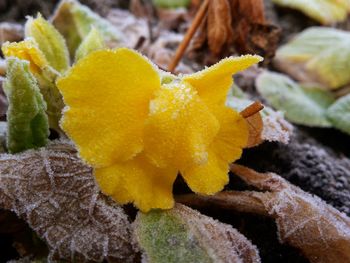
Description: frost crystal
xmin=0 ymin=140 xmax=136 ymax=262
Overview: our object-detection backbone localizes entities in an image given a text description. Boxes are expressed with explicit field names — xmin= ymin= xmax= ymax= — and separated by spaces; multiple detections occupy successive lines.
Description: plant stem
xmin=240 ymin=101 xmax=264 ymax=118
xmin=168 ymin=0 xmax=209 ymax=72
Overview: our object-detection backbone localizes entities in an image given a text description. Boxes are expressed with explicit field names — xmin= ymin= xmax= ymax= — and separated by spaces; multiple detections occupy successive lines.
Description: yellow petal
xmin=57 ymin=48 xmax=161 ymax=167
xmin=182 ymin=150 xmax=229 ymax=194
xmin=94 ymin=155 xmax=177 ymax=212
xmin=183 ymin=55 xmax=262 ymax=109
xmin=181 ymin=107 xmax=248 ymax=195
xmin=211 ymin=106 xmax=248 ymax=164
xmin=2 ymin=38 xmax=48 ymax=74
xmin=143 ymin=82 xmax=220 ymax=170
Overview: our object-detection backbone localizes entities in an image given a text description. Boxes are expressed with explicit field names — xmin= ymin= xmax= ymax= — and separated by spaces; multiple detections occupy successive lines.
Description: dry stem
xmin=240 ymin=101 xmax=264 ymax=118
xmin=167 ymin=0 xmax=209 ymax=72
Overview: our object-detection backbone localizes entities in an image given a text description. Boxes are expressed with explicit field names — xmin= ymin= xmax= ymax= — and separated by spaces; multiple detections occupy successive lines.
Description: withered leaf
xmin=245 ymin=112 xmax=264 ymax=148
xmin=193 ymin=0 xmax=280 ymax=61
xmin=0 ymin=141 xmax=136 ymax=262
xmin=207 ymin=0 xmax=233 ymax=55
xmin=178 ymin=165 xmax=350 ymax=263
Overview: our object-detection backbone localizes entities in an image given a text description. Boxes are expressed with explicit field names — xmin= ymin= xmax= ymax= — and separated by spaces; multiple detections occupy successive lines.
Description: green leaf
xmin=74 ymin=27 xmax=105 ymax=62
xmin=275 ymin=27 xmax=350 ymax=89
xmin=25 ymin=14 xmax=70 ymax=73
xmin=152 ymin=0 xmax=190 ymax=8
xmin=272 ymin=0 xmax=350 ymax=24
xmin=52 ymin=0 xmax=124 ymax=56
xmin=326 ymin=94 xmax=350 ymax=135
xmin=35 ymin=69 xmax=64 ymax=133
xmin=4 ymin=58 xmax=49 ymax=153
xmin=134 ymin=204 xmax=260 ymax=263
xmin=256 ymin=71 xmax=335 ymax=127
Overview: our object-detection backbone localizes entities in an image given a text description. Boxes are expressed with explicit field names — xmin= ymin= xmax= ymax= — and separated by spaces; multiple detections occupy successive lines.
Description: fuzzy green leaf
xmin=272 ymin=0 xmax=350 ymax=24
xmin=52 ymin=0 xmax=124 ymax=56
xmin=326 ymin=94 xmax=350 ymax=135
xmin=4 ymin=58 xmax=49 ymax=153
xmin=134 ymin=204 xmax=260 ymax=263
xmin=256 ymin=71 xmax=335 ymax=127
xmin=74 ymin=27 xmax=105 ymax=62
xmin=275 ymin=27 xmax=350 ymax=89
xmin=25 ymin=14 xmax=70 ymax=73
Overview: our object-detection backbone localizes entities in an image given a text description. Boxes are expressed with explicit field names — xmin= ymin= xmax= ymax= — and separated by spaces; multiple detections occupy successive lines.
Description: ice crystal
xmin=0 ymin=140 xmax=136 ymax=262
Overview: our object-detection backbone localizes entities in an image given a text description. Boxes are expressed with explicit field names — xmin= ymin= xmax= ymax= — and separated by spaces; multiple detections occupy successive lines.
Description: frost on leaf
xmin=25 ymin=14 xmax=70 ymax=74
xmin=134 ymin=203 xmax=261 ymax=263
xmin=74 ymin=27 xmax=105 ymax=62
xmin=52 ymin=0 xmax=125 ymax=55
xmin=179 ymin=165 xmax=350 ymax=263
xmin=274 ymin=27 xmax=350 ymax=89
xmin=256 ymin=71 xmax=335 ymax=127
xmin=230 ymin=165 xmax=350 ymax=263
xmin=4 ymin=58 xmax=49 ymax=153
xmin=0 ymin=141 xmax=136 ymax=262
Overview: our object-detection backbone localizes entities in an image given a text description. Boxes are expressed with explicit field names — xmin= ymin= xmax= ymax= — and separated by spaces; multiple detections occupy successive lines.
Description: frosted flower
xmin=57 ymin=48 xmax=262 ymax=212
xmin=2 ymin=38 xmax=48 ymax=74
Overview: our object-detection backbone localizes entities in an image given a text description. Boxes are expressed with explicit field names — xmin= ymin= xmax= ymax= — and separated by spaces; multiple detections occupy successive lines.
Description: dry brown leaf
xmin=245 ymin=112 xmax=264 ymax=148
xmin=206 ymin=0 xmax=233 ymax=55
xmin=178 ymin=165 xmax=350 ymax=263
xmin=0 ymin=141 xmax=137 ymax=262
xmin=192 ymin=0 xmax=280 ymax=61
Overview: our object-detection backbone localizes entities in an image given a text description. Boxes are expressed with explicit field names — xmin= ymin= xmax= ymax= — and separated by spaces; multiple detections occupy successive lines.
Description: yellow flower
xmin=57 ymin=48 xmax=262 ymax=212
xmin=2 ymin=38 xmax=48 ymax=74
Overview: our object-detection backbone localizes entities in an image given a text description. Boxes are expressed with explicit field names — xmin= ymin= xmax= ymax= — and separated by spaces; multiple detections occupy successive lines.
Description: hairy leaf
xmin=75 ymin=27 xmax=105 ymax=62
xmin=52 ymin=0 xmax=124 ymax=55
xmin=0 ymin=141 xmax=136 ymax=262
xmin=134 ymin=204 xmax=260 ymax=263
xmin=25 ymin=14 xmax=70 ymax=73
xmin=327 ymin=94 xmax=350 ymax=135
xmin=256 ymin=71 xmax=335 ymax=127
xmin=4 ymin=58 xmax=49 ymax=153
xmin=275 ymin=27 xmax=350 ymax=89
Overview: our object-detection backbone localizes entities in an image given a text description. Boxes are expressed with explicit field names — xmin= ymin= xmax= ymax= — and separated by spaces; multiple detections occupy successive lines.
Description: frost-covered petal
xmin=143 ymin=82 xmax=219 ymax=170
xmin=181 ymin=106 xmax=248 ymax=194
xmin=211 ymin=106 xmax=248 ymax=163
xmin=2 ymin=38 xmax=48 ymax=74
xmin=183 ymin=55 xmax=262 ymax=109
xmin=182 ymin=150 xmax=228 ymax=194
xmin=57 ymin=48 xmax=161 ymax=167
xmin=94 ymin=155 xmax=177 ymax=212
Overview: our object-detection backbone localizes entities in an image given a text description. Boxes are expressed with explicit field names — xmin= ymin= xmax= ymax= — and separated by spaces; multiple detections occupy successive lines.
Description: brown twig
xmin=176 ymin=191 xmax=268 ymax=215
xmin=240 ymin=101 xmax=264 ymax=118
xmin=167 ymin=0 xmax=209 ymax=72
